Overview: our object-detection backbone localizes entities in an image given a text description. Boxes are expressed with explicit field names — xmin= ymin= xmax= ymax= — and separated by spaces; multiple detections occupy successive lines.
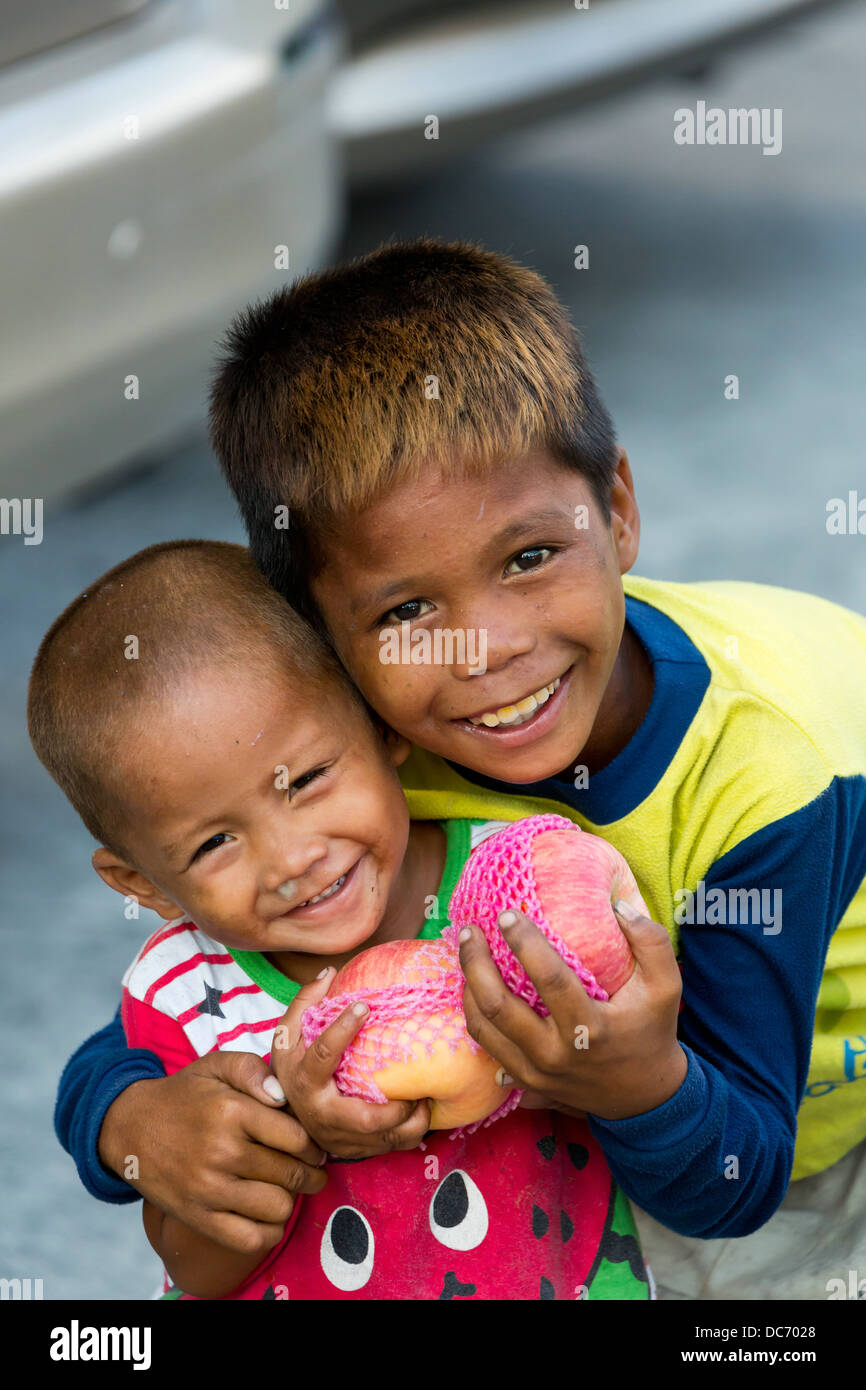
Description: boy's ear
xmin=385 ymin=727 xmax=412 ymax=767
xmin=92 ymin=848 xmax=182 ymax=921
xmin=377 ymin=720 xmax=411 ymax=767
xmin=608 ymin=447 xmax=641 ymax=575
xmin=366 ymin=708 xmax=411 ymax=766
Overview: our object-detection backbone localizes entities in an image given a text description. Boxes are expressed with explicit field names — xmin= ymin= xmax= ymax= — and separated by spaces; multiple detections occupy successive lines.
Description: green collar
xmin=227 ymin=819 xmax=473 ymax=1006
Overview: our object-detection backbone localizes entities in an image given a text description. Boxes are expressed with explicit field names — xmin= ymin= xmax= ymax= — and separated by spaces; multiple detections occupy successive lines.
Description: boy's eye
xmin=380 ymin=598 xmax=434 ymax=626
xmin=288 ymin=765 xmax=329 ymax=799
xmin=505 ymin=546 xmax=555 ymax=575
xmin=193 ymin=832 xmax=234 ymax=862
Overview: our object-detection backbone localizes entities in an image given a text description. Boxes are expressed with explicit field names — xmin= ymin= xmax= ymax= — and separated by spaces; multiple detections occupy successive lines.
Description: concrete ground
xmin=2 ymin=1 xmax=864 ymax=1299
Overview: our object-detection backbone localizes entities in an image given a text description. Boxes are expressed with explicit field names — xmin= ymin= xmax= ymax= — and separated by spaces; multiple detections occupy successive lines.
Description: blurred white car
xmin=0 ymin=0 xmax=835 ymax=501
xmin=0 ymin=0 xmax=344 ymax=502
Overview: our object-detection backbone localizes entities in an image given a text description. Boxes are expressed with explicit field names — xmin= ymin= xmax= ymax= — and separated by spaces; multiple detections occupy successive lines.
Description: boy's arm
xmin=461 ymin=777 xmax=866 ymax=1237
xmin=588 ymin=775 xmax=866 ymax=1236
xmin=142 ymin=1198 xmax=293 ymax=1300
xmin=54 ymin=976 xmax=426 ymax=1247
xmin=55 ymin=1003 xmax=329 ymax=1244
xmin=54 ymin=1007 xmax=166 ymax=1203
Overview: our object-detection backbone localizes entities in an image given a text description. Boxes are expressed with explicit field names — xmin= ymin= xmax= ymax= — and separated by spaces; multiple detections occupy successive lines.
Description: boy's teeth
xmin=299 ymin=873 xmax=347 ymax=907
xmin=468 ymin=678 xmax=560 ymax=728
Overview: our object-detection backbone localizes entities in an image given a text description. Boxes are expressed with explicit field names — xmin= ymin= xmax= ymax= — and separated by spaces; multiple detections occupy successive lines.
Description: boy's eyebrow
xmin=157 ymin=745 xmax=331 ymax=861
xmin=159 ymin=822 xmax=215 ymax=860
xmin=352 ymin=506 xmax=576 ymax=616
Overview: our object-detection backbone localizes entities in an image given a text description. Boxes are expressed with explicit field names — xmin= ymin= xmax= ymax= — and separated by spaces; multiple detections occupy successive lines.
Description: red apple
xmin=301 ymin=936 xmax=504 ymax=1131
xmin=530 ymin=829 xmax=641 ymax=995
xmin=448 ymin=816 xmax=646 ymax=1007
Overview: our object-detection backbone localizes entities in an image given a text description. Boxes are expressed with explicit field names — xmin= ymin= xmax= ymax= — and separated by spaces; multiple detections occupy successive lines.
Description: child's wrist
xmin=591 ymin=1044 xmax=689 ymax=1122
xmin=98 ymin=1078 xmax=157 ymax=1182
xmin=634 ymin=1041 xmax=688 ymax=1116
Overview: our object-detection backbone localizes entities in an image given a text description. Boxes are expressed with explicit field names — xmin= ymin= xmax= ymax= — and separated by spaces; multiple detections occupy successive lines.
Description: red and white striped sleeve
xmin=121 ymin=985 xmax=199 ymax=1075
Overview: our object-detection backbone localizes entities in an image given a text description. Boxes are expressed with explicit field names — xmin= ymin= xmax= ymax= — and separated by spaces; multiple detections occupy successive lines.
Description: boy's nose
xmin=259 ymin=836 xmax=329 ymax=895
xmin=451 ymin=620 xmax=535 ymax=681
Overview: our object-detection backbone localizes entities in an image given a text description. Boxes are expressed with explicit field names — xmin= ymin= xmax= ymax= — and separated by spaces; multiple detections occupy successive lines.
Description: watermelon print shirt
xmin=122 ymin=818 xmax=649 ymax=1301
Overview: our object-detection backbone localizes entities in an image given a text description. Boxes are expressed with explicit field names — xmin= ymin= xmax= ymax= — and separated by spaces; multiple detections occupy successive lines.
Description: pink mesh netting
xmin=300 ymin=937 xmax=514 ymax=1134
xmin=445 ymin=814 xmax=611 ymax=1013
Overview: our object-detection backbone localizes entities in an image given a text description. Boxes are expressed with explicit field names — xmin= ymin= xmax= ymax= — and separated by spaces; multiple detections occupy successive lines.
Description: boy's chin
xmin=442 ymin=724 xmax=589 ymax=786
xmin=477 ymin=752 xmax=577 ymax=785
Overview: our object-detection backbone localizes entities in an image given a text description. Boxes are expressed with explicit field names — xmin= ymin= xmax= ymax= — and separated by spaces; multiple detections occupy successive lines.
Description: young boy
xmin=31 ymin=538 xmax=650 ymax=1300
xmin=55 ymin=239 xmax=866 ymax=1298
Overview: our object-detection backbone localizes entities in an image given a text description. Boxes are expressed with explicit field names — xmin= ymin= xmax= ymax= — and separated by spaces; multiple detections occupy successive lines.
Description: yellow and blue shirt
xmin=399 ymin=575 xmax=866 ymax=1236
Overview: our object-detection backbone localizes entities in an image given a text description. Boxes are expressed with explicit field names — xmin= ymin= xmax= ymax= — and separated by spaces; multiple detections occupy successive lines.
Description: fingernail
xmin=495 ymin=1067 xmax=515 ymax=1087
xmin=316 ymin=967 xmax=332 ymax=980
xmin=318 ymin=1152 xmax=328 ymax=1167
xmin=498 ymin=910 xmax=517 ymax=930
xmin=262 ymin=1076 xmax=286 ymax=1103
xmin=458 ymin=927 xmax=471 ymax=944
xmin=352 ymin=1002 xmax=369 ymax=1018
xmin=614 ymin=898 xmax=638 ymax=921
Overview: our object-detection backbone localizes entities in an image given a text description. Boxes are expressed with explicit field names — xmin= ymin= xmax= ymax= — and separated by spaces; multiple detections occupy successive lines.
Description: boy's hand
xmin=270 ymin=969 xmax=432 ymax=1159
xmin=98 ymin=1053 xmax=327 ymax=1253
xmin=458 ymin=905 xmax=687 ymax=1122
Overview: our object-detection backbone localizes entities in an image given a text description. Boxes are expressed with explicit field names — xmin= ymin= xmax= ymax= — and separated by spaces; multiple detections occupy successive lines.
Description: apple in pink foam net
xmin=301 ymin=936 xmax=506 ymax=1131
xmin=447 ymin=815 xmax=648 ymax=1009
xmin=529 ymin=829 xmax=642 ymax=996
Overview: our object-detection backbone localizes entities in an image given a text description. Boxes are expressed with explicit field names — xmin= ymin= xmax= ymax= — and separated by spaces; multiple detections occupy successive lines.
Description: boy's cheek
xmin=356 ymin=659 xmax=430 ymax=729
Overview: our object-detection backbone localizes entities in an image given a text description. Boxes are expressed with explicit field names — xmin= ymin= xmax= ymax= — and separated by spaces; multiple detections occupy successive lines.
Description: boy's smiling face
xmin=93 ymin=663 xmax=414 ymax=966
xmin=311 ymin=449 xmax=651 ymax=785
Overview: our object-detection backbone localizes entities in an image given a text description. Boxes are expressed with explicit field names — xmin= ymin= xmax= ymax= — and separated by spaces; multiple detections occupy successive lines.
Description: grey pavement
xmin=2 ymin=2 xmax=864 ymax=1299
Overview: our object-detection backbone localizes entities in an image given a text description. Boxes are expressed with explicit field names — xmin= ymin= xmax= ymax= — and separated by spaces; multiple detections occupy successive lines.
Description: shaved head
xmin=27 ymin=539 xmax=363 ymax=860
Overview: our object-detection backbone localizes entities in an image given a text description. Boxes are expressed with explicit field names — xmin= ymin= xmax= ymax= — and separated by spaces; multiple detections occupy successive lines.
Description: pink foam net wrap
xmin=444 ymin=813 xmax=611 ymax=1011
xmin=301 ymin=937 xmax=520 ymax=1135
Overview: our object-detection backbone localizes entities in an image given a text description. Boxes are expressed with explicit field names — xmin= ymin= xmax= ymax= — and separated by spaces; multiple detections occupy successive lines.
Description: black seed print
xmin=331 ymin=1207 xmax=368 ymax=1264
xmin=262 ymin=1285 xmax=276 ymax=1300
xmin=536 ymin=1134 xmax=556 ymax=1160
xmin=561 ymin=1210 xmax=574 ymax=1243
xmin=567 ymin=1142 xmax=589 ymax=1170
xmin=532 ymin=1204 xmax=549 ymax=1238
xmin=598 ymin=1229 xmax=647 ymax=1283
xmin=539 ymin=1276 xmax=555 ymax=1300
xmin=432 ymin=1171 xmax=470 ymax=1228
xmin=439 ymin=1271 xmax=477 ymax=1300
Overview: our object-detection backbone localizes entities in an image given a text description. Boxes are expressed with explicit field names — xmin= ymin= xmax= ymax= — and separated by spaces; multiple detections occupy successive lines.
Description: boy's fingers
xmin=612 ymin=903 xmax=679 ymax=984
xmin=377 ymin=1098 xmax=432 ymax=1150
xmin=219 ymin=1177 xmax=299 ymax=1228
xmin=234 ymin=1143 xmax=329 ymax=1195
xmin=240 ymin=1104 xmax=326 ymax=1173
xmin=199 ymin=1209 xmax=290 ymax=1257
xmin=518 ymin=1089 xmax=587 ymax=1118
xmin=267 ymin=969 xmax=340 ymax=1093
xmin=299 ymin=1000 xmax=372 ymax=1086
xmin=488 ymin=910 xmax=596 ymax=1031
xmin=458 ymin=926 xmax=548 ymax=1084
xmin=329 ymin=1092 xmax=427 ymax=1139
xmin=271 ymin=969 xmax=337 ymax=1057
xmin=195 ymin=1049 xmax=289 ymax=1107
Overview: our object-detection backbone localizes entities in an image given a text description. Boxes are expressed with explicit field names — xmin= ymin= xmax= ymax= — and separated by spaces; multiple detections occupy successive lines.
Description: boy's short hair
xmin=209 ymin=236 xmax=618 ymax=624
xmin=27 ymin=539 xmax=364 ymax=862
